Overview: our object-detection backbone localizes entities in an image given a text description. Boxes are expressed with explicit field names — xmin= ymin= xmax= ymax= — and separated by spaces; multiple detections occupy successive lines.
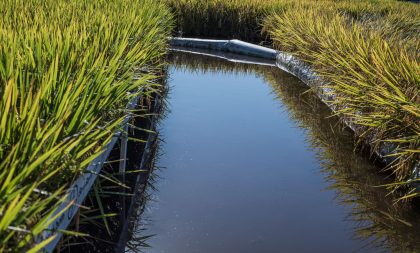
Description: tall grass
xmin=263 ymin=2 xmax=419 ymax=197
xmin=166 ymin=0 xmax=419 ymax=198
xmin=0 ymin=0 xmax=172 ymax=251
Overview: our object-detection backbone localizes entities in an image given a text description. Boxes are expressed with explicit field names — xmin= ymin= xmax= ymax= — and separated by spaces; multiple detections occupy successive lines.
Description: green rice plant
xmin=263 ymin=3 xmax=419 ymax=197
xmin=334 ymin=0 xmax=420 ymax=58
xmin=0 ymin=0 xmax=172 ymax=251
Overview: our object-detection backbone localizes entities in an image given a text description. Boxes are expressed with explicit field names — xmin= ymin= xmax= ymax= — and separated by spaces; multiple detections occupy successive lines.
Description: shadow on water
xmin=123 ymin=52 xmax=420 ymax=253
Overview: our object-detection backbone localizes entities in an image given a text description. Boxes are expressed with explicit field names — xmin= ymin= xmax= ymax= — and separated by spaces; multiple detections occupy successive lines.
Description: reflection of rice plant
xmin=264 ymin=68 xmax=420 ymax=253
xmin=124 ymin=172 xmax=160 ymax=253
xmin=120 ymin=138 xmax=165 ymax=253
xmin=123 ymin=85 xmax=169 ymax=253
xmin=0 ymin=0 xmax=172 ymax=251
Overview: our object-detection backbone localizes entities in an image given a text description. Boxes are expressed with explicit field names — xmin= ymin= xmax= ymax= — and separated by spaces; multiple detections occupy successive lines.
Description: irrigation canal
xmin=121 ymin=51 xmax=420 ymax=253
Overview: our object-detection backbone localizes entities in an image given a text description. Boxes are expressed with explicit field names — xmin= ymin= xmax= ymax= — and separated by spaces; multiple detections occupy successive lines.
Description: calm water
xmin=124 ymin=52 xmax=420 ymax=253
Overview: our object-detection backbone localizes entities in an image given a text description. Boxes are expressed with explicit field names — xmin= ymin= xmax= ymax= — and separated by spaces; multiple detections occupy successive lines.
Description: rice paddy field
xmin=0 ymin=0 xmax=419 ymax=252
xmin=0 ymin=0 xmax=172 ymax=251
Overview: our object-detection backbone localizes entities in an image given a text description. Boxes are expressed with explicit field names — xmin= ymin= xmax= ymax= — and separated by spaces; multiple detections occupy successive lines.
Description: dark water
xmin=125 ymin=52 xmax=420 ymax=253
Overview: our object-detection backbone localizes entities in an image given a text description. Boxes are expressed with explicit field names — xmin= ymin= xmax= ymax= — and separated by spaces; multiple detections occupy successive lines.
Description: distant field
xmin=166 ymin=0 xmax=419 ymax=198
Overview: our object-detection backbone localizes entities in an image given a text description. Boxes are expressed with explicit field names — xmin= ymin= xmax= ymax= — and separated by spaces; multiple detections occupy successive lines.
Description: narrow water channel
xmin=124 ymin=52 xmax=420 ymax=253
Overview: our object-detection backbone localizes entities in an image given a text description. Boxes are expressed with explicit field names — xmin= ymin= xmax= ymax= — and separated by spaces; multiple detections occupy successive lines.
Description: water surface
xmin=125 ymin=52 xmax=420 ymax=253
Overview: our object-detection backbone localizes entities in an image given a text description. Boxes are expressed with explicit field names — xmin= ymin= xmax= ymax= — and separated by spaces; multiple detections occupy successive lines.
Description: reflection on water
xmin=124 ymin=52 xmax=420 ymax=253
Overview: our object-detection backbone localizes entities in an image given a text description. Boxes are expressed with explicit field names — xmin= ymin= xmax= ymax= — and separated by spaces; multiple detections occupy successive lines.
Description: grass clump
xmin=0 ymin=0 xmax=172 ymax=251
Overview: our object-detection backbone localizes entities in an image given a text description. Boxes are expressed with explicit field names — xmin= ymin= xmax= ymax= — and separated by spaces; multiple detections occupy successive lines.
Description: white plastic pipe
xmin=170 ymin=38 xmax=277 ymax=60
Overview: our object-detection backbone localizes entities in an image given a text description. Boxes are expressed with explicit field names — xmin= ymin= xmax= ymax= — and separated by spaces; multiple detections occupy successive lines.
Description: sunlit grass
xmin=263 ymin=2 xmax=419 ymax=197
xmin=0 ymin=0 xmax=172 ymax=251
